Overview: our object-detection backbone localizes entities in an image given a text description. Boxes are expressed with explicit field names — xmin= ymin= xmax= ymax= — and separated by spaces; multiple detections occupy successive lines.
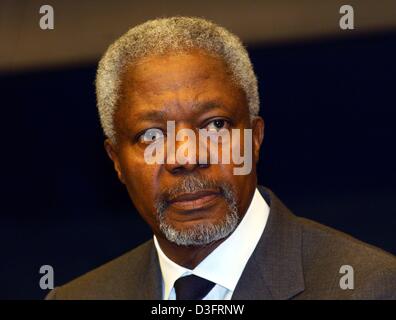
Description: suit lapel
xmin=134 ymin=240 xmax=163 ymax=299
xmin=232 ymin=186 xmax=305 ymax=300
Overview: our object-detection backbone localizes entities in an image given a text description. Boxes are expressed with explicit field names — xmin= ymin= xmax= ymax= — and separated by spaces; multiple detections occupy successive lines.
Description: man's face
xmin=105 ymin=50 xmax=264 ymax=246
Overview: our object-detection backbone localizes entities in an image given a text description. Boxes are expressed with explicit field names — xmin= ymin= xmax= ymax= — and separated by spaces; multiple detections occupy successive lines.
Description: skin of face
xmin=104 ymin=49 xmax=264 ymax=268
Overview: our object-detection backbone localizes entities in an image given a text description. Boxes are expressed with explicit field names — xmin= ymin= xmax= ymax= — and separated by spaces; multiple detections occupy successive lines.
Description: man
xmin=46 ymin=17 xmax=396 ymax=300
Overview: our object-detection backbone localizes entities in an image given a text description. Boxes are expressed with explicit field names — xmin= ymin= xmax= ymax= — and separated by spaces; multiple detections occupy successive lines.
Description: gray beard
xmin=154 ymin=175 xmax=240 ymax=247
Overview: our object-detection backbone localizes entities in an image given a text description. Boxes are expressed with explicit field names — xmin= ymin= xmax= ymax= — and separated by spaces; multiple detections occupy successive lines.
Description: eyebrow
xmin=136 ymin=100 xmax=226 ymax=122
xmin=192 ymin=100 xmax=225 ymax=113
xmin=137 ymin=110 xmax=167 ymax=122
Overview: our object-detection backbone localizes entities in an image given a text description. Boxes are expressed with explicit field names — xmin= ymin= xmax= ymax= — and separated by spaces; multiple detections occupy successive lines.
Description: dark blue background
xmin=1 ymin=32 xmax=395 ymax=299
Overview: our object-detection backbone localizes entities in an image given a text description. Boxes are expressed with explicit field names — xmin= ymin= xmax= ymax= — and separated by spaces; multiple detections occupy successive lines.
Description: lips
xmin=168 ymin=190 xmax=221 ymax=211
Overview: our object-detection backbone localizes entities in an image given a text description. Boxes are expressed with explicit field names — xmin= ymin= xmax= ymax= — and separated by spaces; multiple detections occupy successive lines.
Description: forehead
xmin=117 ymin=50 xmax=246 ymax=121
xmin=123 ymin=50 xmax=232 ymax=90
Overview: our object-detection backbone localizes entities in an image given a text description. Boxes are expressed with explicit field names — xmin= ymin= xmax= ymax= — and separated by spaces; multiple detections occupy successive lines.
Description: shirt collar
xmin=153 ymin=187 xmax=270 ymax=299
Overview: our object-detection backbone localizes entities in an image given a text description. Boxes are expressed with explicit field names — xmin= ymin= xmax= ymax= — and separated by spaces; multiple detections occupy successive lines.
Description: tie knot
xmin=174 ymin=274 xmax=216 ymax=300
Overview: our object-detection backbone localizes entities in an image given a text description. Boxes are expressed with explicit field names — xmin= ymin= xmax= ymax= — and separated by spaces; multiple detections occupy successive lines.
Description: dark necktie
xmin=174 ymin=274 xmax=216 ymax=300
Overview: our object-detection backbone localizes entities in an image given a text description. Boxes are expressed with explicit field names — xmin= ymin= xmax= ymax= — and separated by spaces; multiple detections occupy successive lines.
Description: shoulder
xmin=296 ymin=217 xmax=396 ymax=299
xmin=46 ymin=239 xmax=155 ymax=300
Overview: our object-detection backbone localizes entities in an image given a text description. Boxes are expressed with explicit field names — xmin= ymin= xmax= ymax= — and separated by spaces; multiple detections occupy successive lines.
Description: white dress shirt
xmin=153 ymin=187 xmax=270 ymax=300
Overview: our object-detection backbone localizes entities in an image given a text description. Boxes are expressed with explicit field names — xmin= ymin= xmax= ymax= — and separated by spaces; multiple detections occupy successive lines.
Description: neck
xmin=155 ymin=234 xmax=228 ymax=269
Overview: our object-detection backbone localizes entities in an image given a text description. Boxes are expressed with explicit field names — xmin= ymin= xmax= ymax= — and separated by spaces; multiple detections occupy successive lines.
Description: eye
xmin=138 ymin=128 xmax=165 ymax=144
xmin=206 ymin=119 xmax=229 ymax=132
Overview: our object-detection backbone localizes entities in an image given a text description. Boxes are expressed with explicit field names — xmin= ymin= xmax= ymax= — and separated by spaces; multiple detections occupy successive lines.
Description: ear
xmin=104 ymin=139 xmax=126 ymax=184
xmin=252 ymin=116 xmax=265 ymax=164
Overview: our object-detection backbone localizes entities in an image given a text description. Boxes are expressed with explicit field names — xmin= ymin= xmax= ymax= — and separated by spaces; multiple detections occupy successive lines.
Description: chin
xmin=158 ymin=204 xmax=239 ymax=247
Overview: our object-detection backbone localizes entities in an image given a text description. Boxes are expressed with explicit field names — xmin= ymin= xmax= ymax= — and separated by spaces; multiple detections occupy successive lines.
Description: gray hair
xmin=96 ymin=16 xmax=260 ymax=143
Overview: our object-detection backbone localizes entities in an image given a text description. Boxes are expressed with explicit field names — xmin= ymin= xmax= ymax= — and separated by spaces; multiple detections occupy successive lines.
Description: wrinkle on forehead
xmin=120 ymin=50 xmax=233 ymax=95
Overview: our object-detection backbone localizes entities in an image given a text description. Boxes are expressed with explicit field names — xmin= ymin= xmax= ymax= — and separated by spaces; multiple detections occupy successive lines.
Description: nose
xmin=164 ymin=125 xmax=209 ymax=175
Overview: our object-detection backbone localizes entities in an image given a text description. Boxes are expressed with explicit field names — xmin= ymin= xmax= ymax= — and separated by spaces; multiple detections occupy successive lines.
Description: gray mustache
xmin=154 ymin=175 xmax=235 ymax=214
xmin=161 ymin=175 xmax=222 ymax=203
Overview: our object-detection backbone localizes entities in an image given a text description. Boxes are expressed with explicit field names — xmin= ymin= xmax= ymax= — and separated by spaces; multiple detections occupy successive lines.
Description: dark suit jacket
xmin=46 ymin=186 xmax=396 ymax=299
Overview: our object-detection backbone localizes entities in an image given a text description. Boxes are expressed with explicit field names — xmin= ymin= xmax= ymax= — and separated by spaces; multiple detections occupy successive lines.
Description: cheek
xmin=214 ymin=127 xmax=254 ymax=177
xmin=217 ymin=163 xmax=252 ymax=188
xmin=119 ymin=147 xmax=161 ymax=212
xmin=215 ymin=133 xmax=256 ymax=198
xmin=216 ymin=164 xmax=255 ymax=212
